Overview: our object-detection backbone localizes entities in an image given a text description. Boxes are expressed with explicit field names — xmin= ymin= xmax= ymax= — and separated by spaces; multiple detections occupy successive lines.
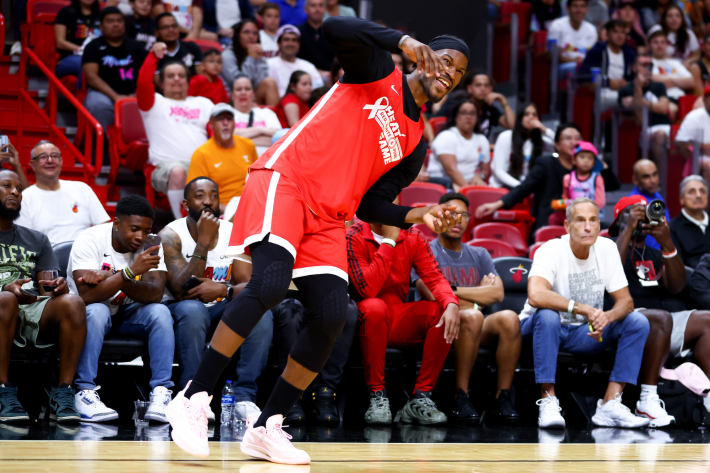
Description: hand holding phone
xmin=182 ymin=276 xmax=203 ymax=292
xmin=145 ymin=234 xmax=162 ymax=256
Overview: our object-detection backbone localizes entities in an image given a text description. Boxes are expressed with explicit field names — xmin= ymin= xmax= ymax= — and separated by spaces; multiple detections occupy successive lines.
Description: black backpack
xmin=657 ymin=377 xmax=710 ymax=428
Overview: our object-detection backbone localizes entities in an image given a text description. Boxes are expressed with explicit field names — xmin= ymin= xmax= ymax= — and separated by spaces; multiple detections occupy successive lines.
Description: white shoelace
xmin=536 ymin=397 xmax=562 ymax=413
xmin=265 ymin=423 xmax=293 ymax=446
xmin=605 ymin=393 xmax=633 ymax=415
xmin=151 ymin=388 xmax=173 ymax=407
xmin=82 ymin=386 xmax=108 ymax=408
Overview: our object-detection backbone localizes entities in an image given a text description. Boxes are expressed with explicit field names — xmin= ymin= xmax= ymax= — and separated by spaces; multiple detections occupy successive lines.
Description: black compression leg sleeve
xmin=254 ymin=376 xmax=304 ymax=428
xmin=184 ymin=347 xmax=231 ymax=398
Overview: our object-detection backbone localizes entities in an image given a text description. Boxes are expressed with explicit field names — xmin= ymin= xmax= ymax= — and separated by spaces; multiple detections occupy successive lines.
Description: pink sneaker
xmin=240 ymin=414 xmax=311 ymax=464
xmin=166 ymin=386 xmax=212 ymax=458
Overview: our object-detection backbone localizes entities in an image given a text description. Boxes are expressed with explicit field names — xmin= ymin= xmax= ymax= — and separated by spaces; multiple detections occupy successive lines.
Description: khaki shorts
xmin=14 ymin=297 xmax=52 ymax=348
xmin=151 ymin=161 xmax=190 ymax=194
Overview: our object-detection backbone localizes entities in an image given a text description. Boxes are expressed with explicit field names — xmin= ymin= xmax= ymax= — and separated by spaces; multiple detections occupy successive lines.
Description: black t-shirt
xmin=626 ymin=29 xmax=645 ymax=51
xmin=55 ymin=6 xmax=100 ymax=59
xmin=82 ymin=37 xmax=147 ymax=95
xmin=156 ymin=40 xmax=203 ymax=75
xmin=297 ymin=22 xmax=335 ymax=71
xmin=624 ymin=244 xmax=667 ymax=309
xmin=125 ymin=15 xmax=156 ymax=51
xmin=618 ymin=81 xmax=672 ymax=127
xmin=0 ymin=225 xmax=58 ymax=286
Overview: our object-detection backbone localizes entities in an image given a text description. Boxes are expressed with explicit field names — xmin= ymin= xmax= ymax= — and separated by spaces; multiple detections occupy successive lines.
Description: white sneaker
xmin=592 ymin=393 xmax=650 ymax=428
xmin=10 ymin=41 xmax=21 ymax=56
xmin=75 ymin=387 xmax=119 ymax=422
xmin=166 ymin=386 xmax=212 ymax=458
xmin=240 ymin=414 xmax=311 ymax=464
xmin=536 ymin=396 xmax=565 ymax=429
xmin=636 ymin=394 xmax=675 ymax=428
xmin=206 ymin=405 xmax=216 ymax=422
xmin=235 ymin=401 xmax=261 ymax=423
xmin=145 ymin=386 xmax=172 ymax=423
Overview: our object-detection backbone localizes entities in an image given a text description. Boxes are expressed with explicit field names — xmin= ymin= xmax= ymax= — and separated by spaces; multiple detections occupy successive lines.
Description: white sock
xmin=640 ymin=384 xmax=657 ymax=401
xmin=167 ymin=190 xmax=184 ymax=219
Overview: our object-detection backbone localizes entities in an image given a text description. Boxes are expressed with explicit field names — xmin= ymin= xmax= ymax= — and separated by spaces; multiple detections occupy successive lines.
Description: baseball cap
xmin=608 ymin=195 xmax=647 ymax=237
xmin=661 ymin=363 xmax=710 ymax=396
xmin=277 ymin=24 xmax=301 ymax=41
xmin=574 ymin=140 xmax=598 ymax=158
xmin=210 ymin=103 xmax=237 ymax=118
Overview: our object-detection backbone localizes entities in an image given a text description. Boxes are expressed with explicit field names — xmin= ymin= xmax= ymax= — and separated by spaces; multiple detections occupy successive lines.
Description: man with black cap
xmin=166 ymin=15 xmax=469 ymax=464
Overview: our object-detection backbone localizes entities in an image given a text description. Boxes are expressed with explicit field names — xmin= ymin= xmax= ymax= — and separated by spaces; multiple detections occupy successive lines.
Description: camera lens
xmin=646 ymin=199 xmax=666 ymax=220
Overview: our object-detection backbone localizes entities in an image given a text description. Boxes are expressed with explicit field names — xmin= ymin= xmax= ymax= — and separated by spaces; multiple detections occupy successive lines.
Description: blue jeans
xmin=55 ymin=55 xmax=82 ymax=83
xmin=165 ymin=299 xmax=273 ymax=402
xmin=520 ymin=309 xmax=649 ymax=385
xmin=75 ymin=302 xmax=175 ymax=391
xmin=558 ymin=61 xmax=578 ymax=80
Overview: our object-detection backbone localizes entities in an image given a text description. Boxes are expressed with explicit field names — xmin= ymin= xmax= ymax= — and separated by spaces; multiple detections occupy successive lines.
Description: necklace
xmin=441 ymin=243 xmax=464 ymax=261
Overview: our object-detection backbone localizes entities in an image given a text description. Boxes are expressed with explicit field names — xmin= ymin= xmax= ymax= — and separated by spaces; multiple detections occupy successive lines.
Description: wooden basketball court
xmin=1 ymin=440 xmax=709 ymax=472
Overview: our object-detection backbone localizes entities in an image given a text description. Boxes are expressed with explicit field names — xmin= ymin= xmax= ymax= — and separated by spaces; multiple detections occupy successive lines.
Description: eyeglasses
xmin=32 ymin=153 xmax=62 ymax=163
xmin=451 ymin=211 xmax=471 ymax=219
xmin=158 ymin=23 xmax=179 ymax=30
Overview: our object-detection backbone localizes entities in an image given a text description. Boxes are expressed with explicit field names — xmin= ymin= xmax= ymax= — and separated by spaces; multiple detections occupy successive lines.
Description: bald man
xmin=628 ymin=159 xmax=670 ymax=250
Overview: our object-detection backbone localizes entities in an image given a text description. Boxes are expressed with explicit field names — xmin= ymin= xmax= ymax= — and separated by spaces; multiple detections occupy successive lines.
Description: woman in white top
xmin=648 ymin=5 xmax=700 ymax=67
xmin=428 ymin=100 xmax=490 ymax=191
xmin=489 ymin=103 xmax=555 ymax=189
xmin=230 ymin=74 xmax=283 ymax=156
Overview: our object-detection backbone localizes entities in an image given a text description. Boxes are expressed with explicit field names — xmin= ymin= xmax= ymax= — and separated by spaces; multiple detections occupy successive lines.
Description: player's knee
xmin=320 ymin=289 xmax=349 ymax=340
xmin=259 ymin=261 xmax=292 ymax=310
xmin=357 ymin=298 xmax=387 ymax=321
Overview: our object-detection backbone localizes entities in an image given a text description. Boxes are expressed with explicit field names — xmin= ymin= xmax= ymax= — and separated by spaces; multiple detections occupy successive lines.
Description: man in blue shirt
xmin=275 ymin=0 xmax=307 ymax=26
xmin=628 ymin=159 xmax=670 ymax=250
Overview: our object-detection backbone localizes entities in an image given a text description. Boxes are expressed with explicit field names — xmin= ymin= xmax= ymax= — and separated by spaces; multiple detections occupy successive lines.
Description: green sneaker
xmin=49 ymin=384 xmax=80 ymax=422
xmin=0 ymin=383 xmax=29 ymax=422
xmin=400 ymin=390 xmax=447 ymax=425
xmin=364 ymin=389 xmax=392 ymax=425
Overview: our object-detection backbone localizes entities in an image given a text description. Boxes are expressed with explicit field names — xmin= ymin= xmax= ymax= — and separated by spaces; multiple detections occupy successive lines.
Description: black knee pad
xmin=320 ymin=289 xmax=349 ymax=340
xmin=259 ymin=261 xmax=292 ymax=309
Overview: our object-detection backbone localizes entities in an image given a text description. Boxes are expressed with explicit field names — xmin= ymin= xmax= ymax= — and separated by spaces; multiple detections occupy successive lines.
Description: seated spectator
xmin=212 ymin=0 xmax=255 ymax=44
xmin=560 ymin=141 xmax=606 ymax=215
xmin=275 ymin=70 xmax=312 ymax=127
xmin=614 ymin=0 xmax=646 ymax=50
xmin=641 ymin=0 xmax=688 ymax=32
xmin=579 ymin=19 xmax=636 ymax=111
xmin=427 ymin=99 xmax=490 ymax=190
xmin=0 ymin=169 xmax=86 ymax=423
xmin=17 ymin=141 xmax=109 ymax=246
xmin=562 ymin=0 xmax=609 ymax=30
xmin=125 ymin=0 xmax=156 ymax=51
xmin=151 ymin=0 xmax=205 ymax=41
xmin=187 ymin=104 xmax=258 ymax=208
xmin=267 ymin=25 xmax=324 ymax=97
xmin=69 ymin=195 xmax=173 ymax=423
xmin=221 ymin=19 xmax=279 ymax=105
xmin=82 ymin=8 xmax=147 ymax=138
xmin=628 ymin=159 xmax=671 ymax=250
xmin=160 ymin=178 xmax=273 ymax=422
xmin=675 ymin=86 xmax=710 ymax=180
xmin=54 ymin=0 xmax=101 ymax=79
xmin=547 ymin=0 xmax=598 ymax=79
xmin=154 ymin=13 xmax=203 ymax=78
xmin=530 ymin=0 xmax=562 ymax=32
xmin=649 ymin=30 xmax=694 ymax=102
xmin=298 ymin=0 xmax=334 ymax=79
xmin=521 ymin=197 xmax=650 ymax=429
xmin=611 ymin=195 xmax=706 ymax=427
xmin=274 ymin=0 xmax=307 ymax=26
xmin=670 ymin=175 xmax=710 ymax=268
xmin=230 ymin=74 xmax=283 ymax=156
xmin=323 ymin=0 xmax=356 ymax=19
xmin=619 ymin=49 xmax=672 ymax=161
xmin=258 ymin=2 xmax=282 ymax=58
xmin=188 ymin=48 xmax=229 ymax=104
xmin=347 ymin=212 xmax=459 ymax=425
xmin=414 ymin=192 xmax=522 ymax=425
xmin=490 ymin=103 xmax=555 ymax=189
xmin=688 ymin=255 xmax=710 ymax=412
xmin=689 ymin=31 xmax=710 ymax=96
xmin=647 ymin=4 xmax=700 ymax=66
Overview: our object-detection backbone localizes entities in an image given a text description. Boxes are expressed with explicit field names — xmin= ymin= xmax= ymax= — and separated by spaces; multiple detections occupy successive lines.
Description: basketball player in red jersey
xmin=166 ymin=16 xmax=470 ymax=464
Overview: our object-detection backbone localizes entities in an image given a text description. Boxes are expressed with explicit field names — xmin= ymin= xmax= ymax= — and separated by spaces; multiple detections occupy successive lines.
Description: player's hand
xmin=435 ymin=303 xmax=460 ymax=344
xmin=400 ymin=36 xmax=445 ymax=78
xmin=151 ymin=42 xmax=168 ymax=59
xmin=78 ymin=270 xmax=113 ymax=285
xmin=3 ymin=278 xmax=39 ymax=304
xmin=185 ymin=278 xmax=227 ymax=303
xmin=129 ymin=247 xmax=161 ymax=276
xmin=196 ymin=211 xmax=220 ymax=245
xmin=475 ymin=201 xmax=504 ymax=219
xmin=423 ymin=204 xmax=462 ymax=233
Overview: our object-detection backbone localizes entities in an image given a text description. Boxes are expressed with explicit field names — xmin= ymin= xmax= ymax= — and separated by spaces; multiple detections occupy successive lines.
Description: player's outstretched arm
xmin=405 ymin=205 xmax=462 ymax=234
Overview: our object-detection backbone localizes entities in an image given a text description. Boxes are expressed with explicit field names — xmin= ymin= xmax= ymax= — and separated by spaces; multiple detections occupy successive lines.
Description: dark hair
xmin=258 ymin=1 xmax=280 ymax=15
xmin=70 ymin=0 xmax=99 ymax=18
xmin=100 ymin=6 xmax=123 ymax=23
xmin=464 ymin=70 xmax=492 ymax=88
xmin=286 ymin=70 xmax=309 ymax=97
xmin=184 ymin=176 xmax=219 ymax=199
xmin=309 ymin=85 xmax=329 ymax=108
xmin=202 ymin=48 xmax=222 ymax=59
xmin=439 ymin=192 xmax=470 ymax=208
xmin=232 ymin=18 xmax=260 ymax=69
xmin=330 ymin=57 xmax=342 ymax=84
xmin=155 ymin=12 xmax=176 ymax=27
xmin=554 ymin=122 xmax=582 ymax=143
xmin=509 ymin=103 xmax=544 ymax=180
xmin=604 ymin=18 xmax=627 ymax=32
xmin=158 ymin=60 xmax=190 ymax=82
xmin=647 ymin=29 xmax=667 ymax=43
xmin=660 ymin=4 xmax=690 ymax=57
xmin=445 ymin=99 xmax=481 ymax=134
xmin=566 ymin=0 xmax=588 ymax=7
xmin=116 ymin=195 xmax=155 ymax=220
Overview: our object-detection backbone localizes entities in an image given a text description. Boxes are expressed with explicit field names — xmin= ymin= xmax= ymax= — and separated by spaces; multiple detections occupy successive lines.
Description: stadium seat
xmin=677 ymin=95 xmax=697 ymax=123
xmin=528 ymin=241 xmax=543 ymax=259
xmin=52 ymin=241 xmax=73 ymax=279
xmin=23 ymin=0 xmax=70 ymax=71
xmin=486 ymin=256 xmax=533 ymax=314
xmin=400 ymin=182 xmax=446 ymax=207
xmin=460 ymin=186 xmax=508 ymax=213
xmin=473 ymin=222 xmax=528 ymax=256
xmin=534 ymin=225 xmax=567 ymax=243
xmin=184 ymin=38 xmax=223 ymax=53
xmin=412 ymin=223 xmax=437 ymax=241
xmin=107 ymin=98 xmax=150 ymax=201
xmin=428 ymin=116 xmax=447 ymax=136
xmin=467 ymin=238 xmax=518 ymax=258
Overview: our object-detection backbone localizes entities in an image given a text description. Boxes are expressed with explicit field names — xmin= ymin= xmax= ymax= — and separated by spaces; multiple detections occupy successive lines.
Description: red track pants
xmin=357 ymin=299 xmax=449 ymax=394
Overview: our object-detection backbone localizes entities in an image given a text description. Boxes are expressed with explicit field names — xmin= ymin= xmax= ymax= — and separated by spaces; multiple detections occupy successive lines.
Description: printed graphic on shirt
xmin=204 ymin=264 xmax=231 ymax=282
xmin=76 ymin=24 xmax=96 ymax=39
xmin=72 ymin=203 xmax=78 ymax=213
xmin=100 ymin=262 xmax=138 ymax=306
xmin=164 ymin=2 xmax=193 ymax=29
xmin=656 ymin=66 xmax=677 ymax=75
xmin=0 ymin=245 xmax=38 ymax=284
xmin=563 ymin=43 xmax=587 ymax=56
xmin=170 ymin=106 xmax=202 ymax=120
xmin=635 ymin=260 xmax=657 ymax=281
xmin=102 ymin=54 xmax=135 ymax=81
xmin=439 ymin=265 xmax=481 ymax=287
xmin=363 ymin=96 xmax=404 ymax=165
xmin=566 ymin=269 xmax=604 ymax=323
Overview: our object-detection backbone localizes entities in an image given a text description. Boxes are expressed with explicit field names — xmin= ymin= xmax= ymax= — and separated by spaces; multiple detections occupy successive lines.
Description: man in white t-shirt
xmin=138 ymin=41 xmax=214 ymax=219
xmin=231 ymin=74 xmax=284 ymax=156
xmin=675 ymin=85 xmax=710 ymax=179
xmin=649 ymin=30 xmax=694 ymax=102
xmin=70 ymin=195 xmax=173 ymax=424
xmin=17 ymin=141 xmax=110 ymax=246
xmin=258 ymin=2 xmax=281 ymax=58
xmin=547 ymin=0 xmax=598 ymax=78
xmin=520 ymin=197 xmax=650 ymax=430
xmin=267 ymin=24 xmax=324 ymax=97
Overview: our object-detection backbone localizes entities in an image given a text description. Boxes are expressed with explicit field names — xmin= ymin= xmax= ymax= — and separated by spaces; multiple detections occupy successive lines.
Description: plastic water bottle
xmin=221 ymin=381 xmax=236 ymax=426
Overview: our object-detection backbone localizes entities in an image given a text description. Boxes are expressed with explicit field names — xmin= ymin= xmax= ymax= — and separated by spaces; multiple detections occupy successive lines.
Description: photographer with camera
xmin=611 ymin=195 xmax=710 ymax=426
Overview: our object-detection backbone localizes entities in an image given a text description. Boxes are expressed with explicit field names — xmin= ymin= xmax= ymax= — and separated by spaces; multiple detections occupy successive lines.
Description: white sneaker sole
xmin=78 ymin=412 xmax=119 ymax=423
xmin=635 ymin=409 xmax=675 ymax=428
xmin=145 ymin=412 xmax=169 ymax=423
xmin=166 ymin=400 xmax=210 ymax=459
xmin=592 ymin=413 xmax=650 ymax=428
xmin=538 ymin=417 xmax=566 ymax=429
xmin=240 ymin=437 xmax=310 ymax=465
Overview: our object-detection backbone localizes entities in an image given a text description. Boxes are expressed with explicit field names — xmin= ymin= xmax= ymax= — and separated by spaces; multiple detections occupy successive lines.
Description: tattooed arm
xmin=121 ymin=270 xmax=167 ymax=304
xmin=159 ymin=226 xmax=209 ymax=300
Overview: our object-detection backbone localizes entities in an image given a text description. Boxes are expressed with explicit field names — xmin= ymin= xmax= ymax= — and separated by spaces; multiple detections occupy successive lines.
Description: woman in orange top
xmin=275 ymin=70 xmax=313 ymax=127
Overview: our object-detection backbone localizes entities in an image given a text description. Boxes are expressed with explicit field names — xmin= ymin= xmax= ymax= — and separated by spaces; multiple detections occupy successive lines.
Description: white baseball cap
xmin=210 ymin=103 xmax=237 ymax=118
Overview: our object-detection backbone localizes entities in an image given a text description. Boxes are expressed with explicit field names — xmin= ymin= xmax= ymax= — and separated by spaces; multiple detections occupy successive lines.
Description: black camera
xmin=634 ymin=199 xmax=666 ymax=234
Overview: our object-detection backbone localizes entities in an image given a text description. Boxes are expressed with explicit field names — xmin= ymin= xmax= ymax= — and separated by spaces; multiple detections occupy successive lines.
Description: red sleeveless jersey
xmin=251 ymin=67 xmax=424 ymax=222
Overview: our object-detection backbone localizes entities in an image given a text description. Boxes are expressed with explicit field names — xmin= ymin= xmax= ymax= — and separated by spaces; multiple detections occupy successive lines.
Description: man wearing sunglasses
xmin=16 ymin=141 xmax=110 ymax=246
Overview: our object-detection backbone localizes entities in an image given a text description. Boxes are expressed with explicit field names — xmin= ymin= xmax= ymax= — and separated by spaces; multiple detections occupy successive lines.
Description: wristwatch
xmin=226 ymin=285 xmax=235 ymax=301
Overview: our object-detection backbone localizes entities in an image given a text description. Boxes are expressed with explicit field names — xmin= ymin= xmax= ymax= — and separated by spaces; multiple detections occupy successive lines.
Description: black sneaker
xmin=450 ymin=389 xmax=480 ymax=425
xmin=0 ymin=383 xmax=29 ymax=422
xmin=311 ymin=385 xmax=339 ymax=426
xmin=49 ymin=384 xmax=80 ymax=423
xmin=284 ymin=396 xmax=306 ymax=425
xmin=486 ymin=389 xmax=520 ymax=425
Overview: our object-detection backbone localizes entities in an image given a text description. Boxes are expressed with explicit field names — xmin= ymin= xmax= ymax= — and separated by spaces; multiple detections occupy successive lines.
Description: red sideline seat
xmin=23 ymin=0 xmax=70 ymax=71
xmin=107 ymin=98 xmax=150 ymax=201
xmin=473 ymin=223 xmax=528 ymax=256
xmin=460 ymin=186 xmax=508 ymax=212
xmin=535 ymin=225 xmax=567 ymax=243
xmin=467 ymin=238 xmax=518 ymax=258
xmin=412 ymin=223 xmax=437 ymax=242
xmin=400 ymin=182 xmax=446 ymax=207
xmin=490 ymin=209 xmax=535 ymax=242
xmin=599 ymin=229 xmax=610 ymax=238
xmin=528 ymin=241 xmax=543 ymax=259
xmin=184 ymin=38 xmax=223 ymax=53
xmin=677 ymin=95 xmax=697 ymax=123
xmin=428 ymin=116 xmax=447 ymax=136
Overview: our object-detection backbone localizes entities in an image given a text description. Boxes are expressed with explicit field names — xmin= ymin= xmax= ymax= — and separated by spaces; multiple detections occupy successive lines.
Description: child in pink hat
xmin=557 ymin=141 xmax=606 ymax=218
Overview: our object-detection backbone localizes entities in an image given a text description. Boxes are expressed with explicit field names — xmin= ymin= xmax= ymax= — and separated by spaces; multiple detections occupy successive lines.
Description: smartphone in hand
xmin=145 ymin=234 xmax=162 ymax=256
xmin=182 ymin=276 xmax=203 ymax=292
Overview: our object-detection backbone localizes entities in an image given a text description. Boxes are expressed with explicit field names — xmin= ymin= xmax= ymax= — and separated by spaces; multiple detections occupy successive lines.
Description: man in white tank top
xmin=159 ymin=177 xmax=273 ymax=422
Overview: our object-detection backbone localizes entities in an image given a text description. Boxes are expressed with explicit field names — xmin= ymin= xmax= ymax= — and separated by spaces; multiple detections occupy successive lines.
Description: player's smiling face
xmin=419 ymin=49 xmax=467 ymax=103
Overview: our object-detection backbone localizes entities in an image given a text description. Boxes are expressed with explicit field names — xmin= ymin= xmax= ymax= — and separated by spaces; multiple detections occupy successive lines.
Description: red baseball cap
xmin=609 ymin=195 xmax=647 ymax=236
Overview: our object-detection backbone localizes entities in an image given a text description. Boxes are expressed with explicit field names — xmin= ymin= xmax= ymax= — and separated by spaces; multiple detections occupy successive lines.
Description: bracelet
xmin=473 ymin=303 xmax=479 ymax=311
xmin=662 ymin=248 xmax=678 ymax=259
xmin=123 ymin=266 xmax=135 ymax=279
xmin=382 ymin=238 xmax=396 ymax=248
xmin=568 ymin=300 xmax=576 ymax=314
xmin=121 ymin=268 xmax=132 ymax=282
xmin=398 ymin=35 xmax=410 ymax=49
xmin=189 ymin=254 xmax=208 ymax=261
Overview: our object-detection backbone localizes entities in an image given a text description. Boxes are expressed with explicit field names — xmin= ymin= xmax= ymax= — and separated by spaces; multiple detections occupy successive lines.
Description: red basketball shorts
xmin=226 ymin=169 xmax=348 ymax=281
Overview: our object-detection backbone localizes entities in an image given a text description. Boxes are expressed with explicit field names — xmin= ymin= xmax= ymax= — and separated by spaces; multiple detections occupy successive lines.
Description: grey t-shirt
xmin=0 ymin=224 xmax=58 ymax=285
xmin=413 ymin=239 xmax=497 ymax=300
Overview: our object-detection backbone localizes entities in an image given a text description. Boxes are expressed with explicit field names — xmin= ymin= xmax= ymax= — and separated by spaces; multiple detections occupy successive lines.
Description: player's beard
xmin=0 ymin=200 xmax=20 ymax=221
xmin=188 ymin=206 xmax=221 ymax=222
xmin=419 ymin=74 xmax=447 ymax=103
